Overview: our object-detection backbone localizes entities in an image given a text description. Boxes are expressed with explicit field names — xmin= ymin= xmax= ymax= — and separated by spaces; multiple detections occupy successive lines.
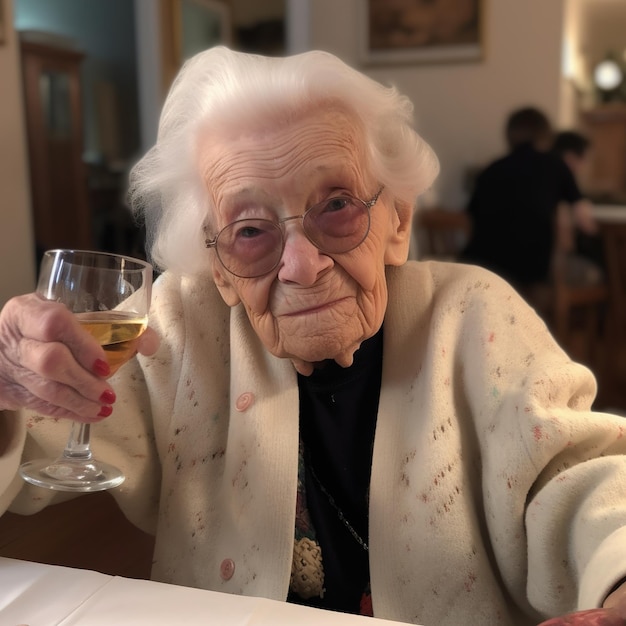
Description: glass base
xmin=19 ymin=457 xmax=125 ymax=492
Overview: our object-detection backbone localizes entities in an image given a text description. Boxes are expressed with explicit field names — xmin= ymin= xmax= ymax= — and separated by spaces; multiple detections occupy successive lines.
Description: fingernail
xmin=93 ymin=359 xmax=110 ymax=377
xmin=99 ymin=389 xmax=116 ymax=404
xmin=98 ymin=405 xmax=113 ymax=418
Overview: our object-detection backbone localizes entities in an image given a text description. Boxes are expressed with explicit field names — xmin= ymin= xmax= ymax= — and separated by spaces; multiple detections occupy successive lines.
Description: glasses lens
xmin=216 ymin=219 xmax=283 ymax=278
xmin=304 ymin=197 xmax=370 ymax=253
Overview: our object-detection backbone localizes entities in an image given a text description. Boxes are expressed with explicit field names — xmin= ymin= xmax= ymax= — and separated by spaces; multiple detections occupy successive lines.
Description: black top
xmin=461 ymin=143 xmax=583 ymax=287
xmin=288 ymin=327 xmax=383 ymax=614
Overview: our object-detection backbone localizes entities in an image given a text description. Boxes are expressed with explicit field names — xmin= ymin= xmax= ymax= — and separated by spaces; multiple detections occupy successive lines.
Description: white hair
xmin=128 ymin=46 xmax=439 ymax=275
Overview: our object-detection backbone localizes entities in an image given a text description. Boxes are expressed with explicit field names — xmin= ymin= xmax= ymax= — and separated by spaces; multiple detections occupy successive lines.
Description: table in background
xmin=593 ymin=204 xmax=626 ymax=223
xmin=0 ymin=557 xmax=412 ymax=626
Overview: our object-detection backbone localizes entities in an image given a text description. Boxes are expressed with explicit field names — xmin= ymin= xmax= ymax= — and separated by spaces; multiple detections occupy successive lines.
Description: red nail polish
xmin=99 ymin=389 xmax=116 ymax=404
xmin=93 ymin=359 xmax=110 ymax=377
xmin=98 ymin=405 xmax=113 ymax=418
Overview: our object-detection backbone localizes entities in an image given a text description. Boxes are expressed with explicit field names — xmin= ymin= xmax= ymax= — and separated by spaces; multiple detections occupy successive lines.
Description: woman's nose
xmin=277 ymin=225 xmax=334 ymax=286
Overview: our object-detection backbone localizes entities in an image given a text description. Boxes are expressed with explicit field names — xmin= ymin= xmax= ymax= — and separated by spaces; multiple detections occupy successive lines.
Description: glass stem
xmin=62 ymin=422 xmax=93 ymax=461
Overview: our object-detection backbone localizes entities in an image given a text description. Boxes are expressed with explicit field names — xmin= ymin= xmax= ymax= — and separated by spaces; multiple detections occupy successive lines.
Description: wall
xmin=309 ymin=0 xmax=567 ymax=209
xmin=561 ymin=0 xmax=626 ymax=125
xmin=580 ymin=0 xmax=626 ymax=77
xmin=0 ymin=0 xmax=36 ymax=305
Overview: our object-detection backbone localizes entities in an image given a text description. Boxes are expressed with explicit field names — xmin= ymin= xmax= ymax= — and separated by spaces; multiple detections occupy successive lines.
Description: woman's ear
xmin=384 ymin=198 xmax=414 ymax=266
xmin=212 ymin=259 xmax=241 ymax=306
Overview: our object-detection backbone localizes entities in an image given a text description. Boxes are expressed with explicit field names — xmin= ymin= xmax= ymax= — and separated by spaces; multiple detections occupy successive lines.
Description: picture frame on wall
xmin=360 ymin=0 xmax=484 ymax=65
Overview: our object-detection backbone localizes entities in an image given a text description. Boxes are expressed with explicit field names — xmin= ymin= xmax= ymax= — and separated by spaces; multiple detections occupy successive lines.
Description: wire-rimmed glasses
xmin=205 ymin=187 xmax=384 ymax=278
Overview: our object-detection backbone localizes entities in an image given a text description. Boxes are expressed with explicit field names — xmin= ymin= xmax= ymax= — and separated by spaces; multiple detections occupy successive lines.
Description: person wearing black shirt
xmin=461 ymin=107 xmax=597 ymax=290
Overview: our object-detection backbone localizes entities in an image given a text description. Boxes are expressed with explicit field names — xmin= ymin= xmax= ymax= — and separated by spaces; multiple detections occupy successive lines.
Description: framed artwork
xmin=161 ymin=0 xmax=232 ymax=91
xmin=360 ymin=0 xmax=484 ymax=65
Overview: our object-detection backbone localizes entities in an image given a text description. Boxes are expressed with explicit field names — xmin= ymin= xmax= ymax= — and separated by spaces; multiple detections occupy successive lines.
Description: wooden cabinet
xmin=20 ymin=37 xmax=93 ymax=259
xmin=581 ymin=103 xmax=626 ymax=202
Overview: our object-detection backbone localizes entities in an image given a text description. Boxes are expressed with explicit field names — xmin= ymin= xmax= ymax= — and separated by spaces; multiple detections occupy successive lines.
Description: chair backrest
xmin=511 ymin=215 xmax=608 ymax=362
xmin=601 ymin=221 xmax=626 ymax=345
xmin=413 ymin=208 xmax=471 ymax=261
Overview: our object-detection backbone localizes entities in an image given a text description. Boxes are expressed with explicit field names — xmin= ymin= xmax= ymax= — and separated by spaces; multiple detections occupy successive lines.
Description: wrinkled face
xmin=199 ymin=108 xmax=411 ymax=375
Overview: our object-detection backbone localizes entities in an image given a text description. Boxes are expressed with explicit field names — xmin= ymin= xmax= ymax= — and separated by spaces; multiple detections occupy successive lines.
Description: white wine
xmin=77 ymin=311 xmax=147 ymax=375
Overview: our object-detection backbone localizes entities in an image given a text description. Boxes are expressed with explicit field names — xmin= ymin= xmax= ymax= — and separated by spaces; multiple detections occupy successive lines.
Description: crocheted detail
xmin=291 ymin=536 xmax=325 ymax=599
xmin=290 ymin=439 xmax=373 ymax=614
xmin=291 ymin=439 xmax=325 ymax=600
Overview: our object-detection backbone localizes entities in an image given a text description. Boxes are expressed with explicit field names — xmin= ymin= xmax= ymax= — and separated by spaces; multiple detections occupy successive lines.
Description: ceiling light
xmin=594 ymin=58 xmax=623 ymax=91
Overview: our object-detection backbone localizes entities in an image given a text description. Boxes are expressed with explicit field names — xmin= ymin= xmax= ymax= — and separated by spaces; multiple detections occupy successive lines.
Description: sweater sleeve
xmin=452 ymin=264 xmax=626 ymax=617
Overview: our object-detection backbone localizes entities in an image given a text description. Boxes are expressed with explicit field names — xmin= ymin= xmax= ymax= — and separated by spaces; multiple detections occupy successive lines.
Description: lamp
xmin=593 ymin=52 xmax=625 ymax=102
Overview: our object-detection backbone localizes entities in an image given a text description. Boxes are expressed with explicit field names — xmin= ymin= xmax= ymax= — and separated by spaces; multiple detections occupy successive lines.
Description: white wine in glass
xmin=19 ymin=249 xmax=153 ymax=492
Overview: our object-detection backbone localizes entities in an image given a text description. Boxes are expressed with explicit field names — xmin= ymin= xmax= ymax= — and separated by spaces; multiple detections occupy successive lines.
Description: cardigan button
xmin=220 ymin=558 xmax=235 ymax=580
xmin=235 ymin=392 xmax=254 ymax=411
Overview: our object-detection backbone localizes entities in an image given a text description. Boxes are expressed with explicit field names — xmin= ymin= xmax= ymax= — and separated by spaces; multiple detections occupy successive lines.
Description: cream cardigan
xmin=3 ymin=260 xmax=626 ymax=626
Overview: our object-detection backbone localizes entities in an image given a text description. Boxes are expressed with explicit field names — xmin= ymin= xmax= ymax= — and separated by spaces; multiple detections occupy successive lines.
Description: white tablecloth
xmin=0 ymin=557 xmax=410 ymax=625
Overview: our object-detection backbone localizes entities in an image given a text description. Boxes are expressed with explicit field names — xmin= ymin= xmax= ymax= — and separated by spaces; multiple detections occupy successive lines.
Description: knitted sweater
xmin=3 ymin=260 xmax=626 ymax=626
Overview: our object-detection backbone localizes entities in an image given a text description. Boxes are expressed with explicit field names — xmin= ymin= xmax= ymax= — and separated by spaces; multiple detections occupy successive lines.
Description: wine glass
xmin=19 ymin=249 xmax=153 ymax=492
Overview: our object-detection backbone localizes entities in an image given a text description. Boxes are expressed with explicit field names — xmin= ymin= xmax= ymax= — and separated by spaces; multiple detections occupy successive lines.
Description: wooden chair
xmin=548 ymin=248 xmax=609 ymax=358
xmin=510 ymin=240 xmax=608 ymax=369
xmin=413 ymin=208 xmax=471 ymax=261
xmin=517 ymin=202 xmax=608 ymax=365
xmin=601 ymin=222 xmax=626 ymax=340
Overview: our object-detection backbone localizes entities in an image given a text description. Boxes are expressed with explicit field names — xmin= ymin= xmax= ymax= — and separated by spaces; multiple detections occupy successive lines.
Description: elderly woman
xmin=1 ymin=47 xmax=626 ymax=626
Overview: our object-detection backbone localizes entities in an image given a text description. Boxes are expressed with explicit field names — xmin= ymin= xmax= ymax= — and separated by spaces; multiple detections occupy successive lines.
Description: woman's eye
xmin=322 ymin=197 xmax=350 ymax=213
xmin=230 ymin=220 xmax=277 ymax=240
xmin=236 ymin=225 xmax=264 ymax=239
xmin=227 ymin=221 xmax=279 ymax=259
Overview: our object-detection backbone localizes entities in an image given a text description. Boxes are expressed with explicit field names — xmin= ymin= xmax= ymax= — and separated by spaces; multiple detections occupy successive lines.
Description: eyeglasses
xmin=205 ymin=187 xmax=384 ymax=278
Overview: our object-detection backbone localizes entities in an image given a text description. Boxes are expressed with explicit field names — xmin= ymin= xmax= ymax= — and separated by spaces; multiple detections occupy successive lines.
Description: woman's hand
xmin=0 ymin=293 xmax=158 ymax=422
xmin=538 ymin=609 xmax=625 ymax=626
xmin=537 ymin=585 xmax=626 ymax=626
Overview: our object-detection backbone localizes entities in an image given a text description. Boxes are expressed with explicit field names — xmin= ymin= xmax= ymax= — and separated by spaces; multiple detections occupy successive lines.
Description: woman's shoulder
xmin=391 ymin=259 xmax=517 ymax=295
xmin=390 ymin=261 xmax=563 ymax=365
xmin=150 ymin=270 xmax=230 ymax=335
xmin=153 ymin=270 xmax=227 ymax=306
xmin=389 ymin=260 xmax=538 ymax=323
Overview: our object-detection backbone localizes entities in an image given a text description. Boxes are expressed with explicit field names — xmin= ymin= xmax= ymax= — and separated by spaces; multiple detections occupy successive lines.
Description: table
xmin=0 ymin=557 xmax=410 ymax=625
xmin=593 ymin=204 xmax=626 ymax=223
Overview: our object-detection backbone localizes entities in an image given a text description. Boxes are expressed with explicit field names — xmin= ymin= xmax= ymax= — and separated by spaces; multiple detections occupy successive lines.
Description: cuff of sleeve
xmin=579 ymin=526 xmax=626 ymax=609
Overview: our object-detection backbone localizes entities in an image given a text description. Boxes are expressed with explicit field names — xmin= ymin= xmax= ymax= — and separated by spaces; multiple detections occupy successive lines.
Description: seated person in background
xmin=2 ymin=48 xmax=626 ymax=626
xmin=552 ymin=130 xmax=605 ymax=284
xmin=460 ymin=107 xmax=598 ymax=291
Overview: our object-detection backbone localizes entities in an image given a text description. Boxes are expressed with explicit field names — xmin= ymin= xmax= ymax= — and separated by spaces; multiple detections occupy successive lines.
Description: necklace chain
xmin=308 ymin=463 xmax=369 ymax=552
